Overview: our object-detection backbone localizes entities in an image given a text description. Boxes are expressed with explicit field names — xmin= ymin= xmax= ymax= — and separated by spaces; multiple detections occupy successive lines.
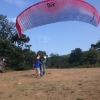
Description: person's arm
xmin=33 ymin=61 xmax=35 ymax=68
xmin=33 ymin=64 xmax=34 ymax=68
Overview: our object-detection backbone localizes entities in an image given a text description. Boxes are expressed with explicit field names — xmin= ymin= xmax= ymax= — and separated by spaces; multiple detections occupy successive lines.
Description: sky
xmin=0 ymin=0 xmax=100 ymax=56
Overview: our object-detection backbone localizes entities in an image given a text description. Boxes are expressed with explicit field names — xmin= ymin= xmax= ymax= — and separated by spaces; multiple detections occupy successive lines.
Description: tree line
xmin=47 ymin=46 xmax=100 ymax=68
xmin=0 ymin=14 xmax=47 ymax=71
xmin=0 ymin=14 xmax=100 ymax=72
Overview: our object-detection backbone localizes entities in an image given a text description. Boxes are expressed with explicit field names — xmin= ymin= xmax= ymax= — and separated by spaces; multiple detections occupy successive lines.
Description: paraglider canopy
xmin=16 ymin=0 xmax=100 ymax=38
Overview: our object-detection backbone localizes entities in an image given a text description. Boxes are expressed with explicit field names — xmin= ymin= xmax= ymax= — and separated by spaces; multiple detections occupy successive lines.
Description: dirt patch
xmin=0 ymin=68 xmax=100 ymax=100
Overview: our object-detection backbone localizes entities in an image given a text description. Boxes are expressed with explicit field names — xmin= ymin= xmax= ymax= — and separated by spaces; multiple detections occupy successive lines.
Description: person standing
xmin=40 ymin=56 xmax=46 ymax=76
xmin=33 ymin=57 xmax=41 ymax=78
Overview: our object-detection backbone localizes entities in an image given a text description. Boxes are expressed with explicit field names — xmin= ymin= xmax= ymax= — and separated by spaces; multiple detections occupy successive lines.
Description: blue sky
xmin=0 ymin=0 xmax=100 ymax=56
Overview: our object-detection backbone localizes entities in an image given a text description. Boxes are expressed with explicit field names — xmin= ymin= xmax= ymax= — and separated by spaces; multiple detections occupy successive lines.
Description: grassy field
xmin=0 ymin=68 xmax=100 ymax=100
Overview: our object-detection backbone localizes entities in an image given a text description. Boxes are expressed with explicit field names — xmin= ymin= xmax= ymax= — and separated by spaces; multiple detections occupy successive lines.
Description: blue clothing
xmin=33 ymin=60 xmax=41 ymax=68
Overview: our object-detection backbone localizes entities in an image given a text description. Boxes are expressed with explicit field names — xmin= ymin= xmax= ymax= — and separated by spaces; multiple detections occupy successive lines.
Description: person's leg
xmin=43 ymin=65 xmax=46 ymax=75
xmin=35 ymin=68 xmax=38 ymax=77
xmin=37 ymin=68 xmax=40 ymax=78
xmin=40 ymin=65 xmax=43 ymax=76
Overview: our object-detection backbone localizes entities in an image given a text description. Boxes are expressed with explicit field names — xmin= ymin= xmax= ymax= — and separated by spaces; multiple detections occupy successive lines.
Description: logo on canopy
xmin=47 ymin=2 xmax=55 ymax=8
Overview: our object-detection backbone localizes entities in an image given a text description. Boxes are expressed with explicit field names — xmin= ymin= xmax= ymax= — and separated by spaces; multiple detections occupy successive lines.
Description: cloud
xmin=8 ymin=17 xmax=16 ymax=23
xmin=41 ymin=36 xmax=50 ymax=43
xmin=5 ymin=0 xmax=31 ymax=8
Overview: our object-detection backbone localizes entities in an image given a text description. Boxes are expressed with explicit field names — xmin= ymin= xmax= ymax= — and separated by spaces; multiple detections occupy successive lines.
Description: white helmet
xmin=44 ymin=56 xmax=46 ymax=59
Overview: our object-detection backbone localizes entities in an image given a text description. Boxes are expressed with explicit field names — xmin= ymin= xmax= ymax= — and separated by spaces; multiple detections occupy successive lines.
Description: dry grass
xmin=0 ymin=68 xmax=100 ymax=100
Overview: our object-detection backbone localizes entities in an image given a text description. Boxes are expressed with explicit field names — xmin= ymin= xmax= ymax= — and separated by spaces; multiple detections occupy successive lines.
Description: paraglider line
xmin=90 ymin=12 xmax=95 ymax=22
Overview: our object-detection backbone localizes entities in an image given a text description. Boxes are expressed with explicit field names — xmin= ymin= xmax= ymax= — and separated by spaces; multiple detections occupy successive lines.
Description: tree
xmin=91 ymin=41 xmax=100 ymax=50
xmin=48 ymin=53 xmax=59 ymax=68
xmin=37 ymin=51 xmax=47 ymax=57
xmin=11 ymin=34 xmax=30 ymax=49
xmin=86 ymin=49 xmax=98 ymax=64
xmin=68 ymin=48 xmax=83 ymax=67
xmin=0 ymin=14 xmax=36 ymax=71
xmin=22 ymin=49 xmax=36 ymax=69
xmin=91 ymin=41 xmax=100 ymax=63
xmin=0 ymin=14 xmax=16 ymax=40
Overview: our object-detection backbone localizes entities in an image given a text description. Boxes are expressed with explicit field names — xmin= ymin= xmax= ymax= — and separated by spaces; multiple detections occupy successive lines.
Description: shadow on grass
xmin=21 ymin=74 xmax=36 ymax=78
